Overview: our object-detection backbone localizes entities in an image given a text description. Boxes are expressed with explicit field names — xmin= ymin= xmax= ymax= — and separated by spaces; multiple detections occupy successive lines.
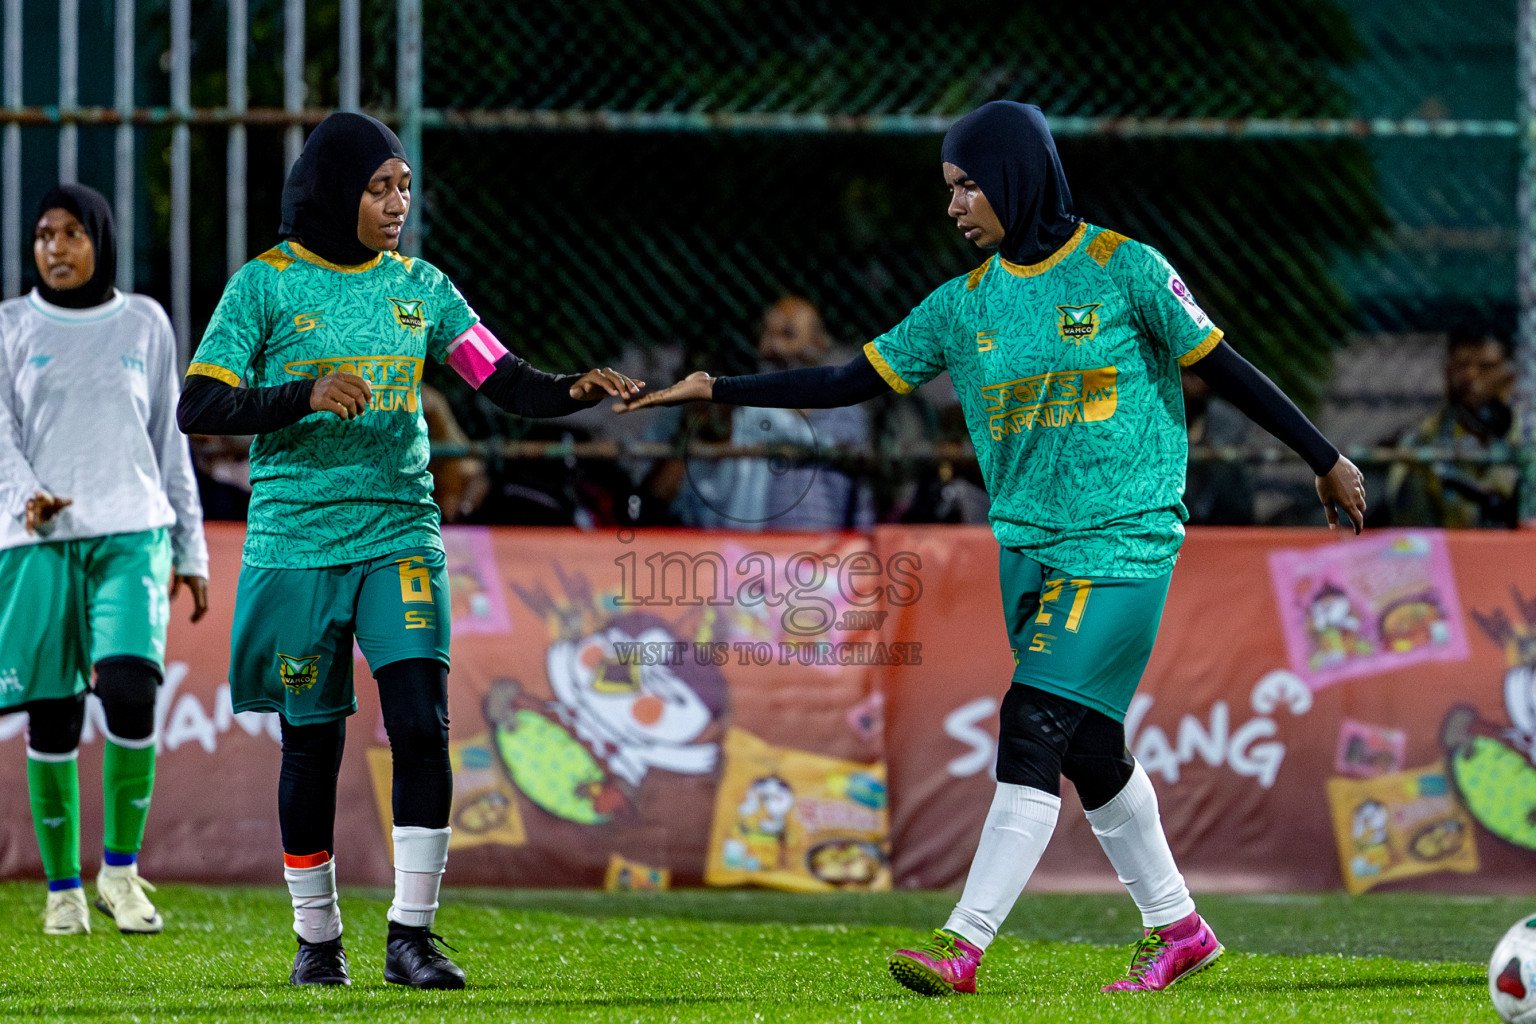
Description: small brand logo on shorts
xmin=1056 ymin=304 xmax=1101 ymax=345
xmin=387 ymin=297 xmax=426 ymax=332
xmin=277 ymin=654 xmax=321 ymax=694
xmin=0 ymin=668 xmax=19 ymax=696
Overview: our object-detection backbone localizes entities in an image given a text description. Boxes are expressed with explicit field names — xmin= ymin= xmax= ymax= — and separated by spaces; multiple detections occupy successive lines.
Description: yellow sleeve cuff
xmin=1176 ymin=329 xmax=1224 ymax=368
xmin=186 ymin=361 xmax=241 ymax=387
xmin=863 ymin=341 xmax=915 ymax=395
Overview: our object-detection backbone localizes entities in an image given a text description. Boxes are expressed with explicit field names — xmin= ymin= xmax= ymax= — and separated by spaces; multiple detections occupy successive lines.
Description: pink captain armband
xmin=444 ymin=322 xmax=510 ymax=389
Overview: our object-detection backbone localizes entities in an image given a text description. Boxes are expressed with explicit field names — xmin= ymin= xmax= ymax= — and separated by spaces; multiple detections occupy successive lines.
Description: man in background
xmin=644 ymin=297 xmax=875 ymax=530
xmin=1387 ymin=328 xmax=1519 ymax=528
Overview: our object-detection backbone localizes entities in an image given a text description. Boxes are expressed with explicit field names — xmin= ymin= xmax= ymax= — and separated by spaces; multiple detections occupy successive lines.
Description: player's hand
xmin=613 ymin=371 xmax=715 ymax=413
xmin=569 ymin=367 xmax=644 ymax=402
xmin=1316 ymin=455 xmax=1366 ymax=535
xmin=24 ymin=490 xmax=71 ymax=534
xmin=171 ymin=574 xmax=209 ymax=623
xmin=309 ymin=371 xmax=372 ymax=419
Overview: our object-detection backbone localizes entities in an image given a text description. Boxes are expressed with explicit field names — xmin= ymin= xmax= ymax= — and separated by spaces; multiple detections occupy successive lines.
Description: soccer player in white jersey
xmin=620 ymin=102 xmax=1367 ymax=996
xmin=0 ymin=183 xmax=209 ymax=935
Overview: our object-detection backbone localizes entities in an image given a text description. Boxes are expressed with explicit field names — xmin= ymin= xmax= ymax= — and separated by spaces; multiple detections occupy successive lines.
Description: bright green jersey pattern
xmin=866 ymin=222 xmax=1222 ymax=577
xmin=188 ymin=242 xmax=478 ymax=568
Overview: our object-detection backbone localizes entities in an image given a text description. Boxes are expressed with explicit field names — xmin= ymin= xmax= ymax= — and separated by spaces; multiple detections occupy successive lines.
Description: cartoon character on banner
xmin=485 ymin=565 xmax=729 ymax=825
xmin=728 ymin=775 xmax=795 ymax=872
xmin=1304 ymin=581 xmax=1373 ymax=669
xmin=1349 ymin=798 xmax=1392 ymax=879
xmin=1443 ymin=588 xmax=1536 ymax=851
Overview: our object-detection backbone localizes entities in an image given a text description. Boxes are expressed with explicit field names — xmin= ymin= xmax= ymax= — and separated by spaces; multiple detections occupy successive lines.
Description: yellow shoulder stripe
xmin=863 ymin=341 xmax=915 ymax=395
xmin=255 ymin=247 xmax=295 ymax=272
xmin=1085 ymin=230 xmax=1129 ymax=268
xmin=1176 ymin=328 xmax=1225 ymax=367
xmin=966 ymin=259 xmax=992 ymax=291
xmin=186 ymin=361 xmax=241 ymax=387
xmin=387 ymin=250 xmax=415 ymax=273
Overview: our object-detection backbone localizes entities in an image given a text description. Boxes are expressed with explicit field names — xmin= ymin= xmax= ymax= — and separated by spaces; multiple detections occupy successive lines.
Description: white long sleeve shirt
xmin=0 ymin=289 xmax=208 ymax=577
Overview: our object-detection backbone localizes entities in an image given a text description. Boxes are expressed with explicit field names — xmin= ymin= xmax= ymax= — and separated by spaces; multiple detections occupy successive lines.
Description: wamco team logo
xmin=277 ymin=654 xmax=321 ymax=694
xmin=1056 ymin=304 xmax=1101 ymax=345
xmin=387 ymin=297 xmax=426 ymax=332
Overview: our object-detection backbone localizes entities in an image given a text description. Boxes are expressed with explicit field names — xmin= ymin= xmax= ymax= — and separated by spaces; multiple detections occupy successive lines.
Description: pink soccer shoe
xmin=1101 ymin=916 xmax=1224 ymax=992
xmin=888 ymin=929 xmax=983 ymax=995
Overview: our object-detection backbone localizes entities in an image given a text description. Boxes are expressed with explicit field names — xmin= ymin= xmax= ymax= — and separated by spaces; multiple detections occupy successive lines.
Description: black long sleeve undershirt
xmin=178 ymin=374 xmax=314 ymax=435
xmin=477 ymin=353 xmax=597 ymax=418
xmin=178 ymin=353 xmax=594 ymax=437
xmin=711 ymin=353 xmax=889 ymax=408
xmin=1187 ymin=340 xmax=1339 ymax=476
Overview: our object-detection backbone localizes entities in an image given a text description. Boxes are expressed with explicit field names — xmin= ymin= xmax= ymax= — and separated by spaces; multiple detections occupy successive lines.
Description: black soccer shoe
xmin=290 ymin=936 xmax=352 ymax=986
xmin=384 ymin=921 xmax=466 ymax=990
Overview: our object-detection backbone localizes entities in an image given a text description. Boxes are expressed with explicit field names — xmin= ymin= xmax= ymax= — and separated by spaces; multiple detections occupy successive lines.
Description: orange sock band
xmin=283 ymin=851 xmax=331 ymax=869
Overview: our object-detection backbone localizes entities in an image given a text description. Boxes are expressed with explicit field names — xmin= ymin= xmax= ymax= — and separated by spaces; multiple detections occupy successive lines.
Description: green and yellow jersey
xmin=187 ymin=241 xmax=478 ymax=568
xmin=866 ymin=222 xmax=1222 ymax=578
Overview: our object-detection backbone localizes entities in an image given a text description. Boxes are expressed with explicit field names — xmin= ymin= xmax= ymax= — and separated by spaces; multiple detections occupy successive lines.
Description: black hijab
xmin=941 ymin=101 xmax=1081 ymax=266
xmin=280 ymin=111 xmax=409 ymax=265
xmin=34 ymin=183 xmax=117 ymax=309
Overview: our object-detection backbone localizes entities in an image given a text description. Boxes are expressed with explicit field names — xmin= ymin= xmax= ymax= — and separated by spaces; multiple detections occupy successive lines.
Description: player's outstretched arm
xmin=440 ymin=319 xmax=641 ymax=418
xmin=615 ymin=352 xmax=891 ymax=413
xmin=1186 ymin=340 xmax=1365 ymax=534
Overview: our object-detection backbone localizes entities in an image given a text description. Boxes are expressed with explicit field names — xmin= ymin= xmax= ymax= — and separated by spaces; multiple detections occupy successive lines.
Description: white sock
xmin=283 ymin=857 xmax=342 ymax=943
xmin=387 ymin=825 xmax=451 ymax=929
xmin=942 ymin=783 xmax=1060 ymax=951
xmin=1084 ymin=762 xmax=1195 ymax=929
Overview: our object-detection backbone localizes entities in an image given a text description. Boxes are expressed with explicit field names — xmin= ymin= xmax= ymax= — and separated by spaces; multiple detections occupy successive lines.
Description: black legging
xmin=24 ymin=657 xmax=161 ymax=753
xmin=278 ymin=657 xmax=452 ymax=857
xmin=995 ymin=683 xmax=1136 ymax=811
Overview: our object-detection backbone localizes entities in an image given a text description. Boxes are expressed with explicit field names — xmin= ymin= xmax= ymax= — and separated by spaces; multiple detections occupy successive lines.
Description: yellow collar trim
xmin=287 ymin=241 xmax=383 ymax=274
xmin=997 ymin=222 xmax=1088 ymax=279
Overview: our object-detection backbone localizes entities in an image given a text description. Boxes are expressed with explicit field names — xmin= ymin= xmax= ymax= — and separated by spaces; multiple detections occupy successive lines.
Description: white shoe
xmin=44 ymin=887 xmax=91 ymax=935
xmin=95 ymin=863 xmax=163 ymax=933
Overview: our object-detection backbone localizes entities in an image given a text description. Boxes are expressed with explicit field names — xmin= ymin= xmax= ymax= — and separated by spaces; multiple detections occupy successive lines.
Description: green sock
xmin=27 ymin=753 xmax=81 ymax=884
xmin=103 ymin=738 xmax=156 ymax=857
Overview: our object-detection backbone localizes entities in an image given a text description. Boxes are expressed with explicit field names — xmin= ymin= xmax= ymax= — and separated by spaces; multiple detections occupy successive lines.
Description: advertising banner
xmin=1 ymin=523 xmax=1533 ymax=895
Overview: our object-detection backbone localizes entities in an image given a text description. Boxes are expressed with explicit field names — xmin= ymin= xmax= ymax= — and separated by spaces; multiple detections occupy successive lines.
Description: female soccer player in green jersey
xmin=619 ymin=101 xmax=1367 ymax=996
xmin=0 ymin=183 xmax=209 ymax=936
xmin=178 ymin=112 xmax=640 ymax=989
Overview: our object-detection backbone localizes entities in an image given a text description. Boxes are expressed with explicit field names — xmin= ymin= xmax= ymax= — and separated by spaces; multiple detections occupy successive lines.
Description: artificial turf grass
xmin=0 ymin=883 xmax=1511 ymax=1024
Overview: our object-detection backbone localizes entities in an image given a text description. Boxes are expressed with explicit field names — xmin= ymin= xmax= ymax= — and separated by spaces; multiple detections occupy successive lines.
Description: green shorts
xmin=229 ymin=546 xmax=451 ymax=724
xmin=1000 ymin=547 xmax=1171 ymax=722
xmin=0 ymin=530 xmax=173 ymax=712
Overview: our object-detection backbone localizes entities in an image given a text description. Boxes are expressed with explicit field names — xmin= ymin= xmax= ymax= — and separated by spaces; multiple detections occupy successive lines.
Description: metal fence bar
xmin=398 ymin=0 xmax=422 ymax=253
xmin=283 ymin=0 xmax=304 ymax=174
xmin=2 ymin=0 xmax=21 ymax=298
xmin=339 ymin=0 xmax=359 ymax=113
xmin=227 ymin=0 xmax=247 ymax=278
xmin=1520 ymin=0 xmax=1536 ymax=527
xmin=422 ymin=439 xmax=1527 ymax=468
xmin=57 ymin=0 xmax=76 ymax=183
xmin=0 ymin=107 xmax=1519 ymax=139
xmin=170 ymin=0 xmax=190 ymax=365
xmin=114 ymin=0 xmax=133 ymax=292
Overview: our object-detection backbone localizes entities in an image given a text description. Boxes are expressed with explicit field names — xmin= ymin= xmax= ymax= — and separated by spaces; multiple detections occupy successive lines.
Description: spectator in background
xmin=188 ymin=433 xmax=253 ymax=520
xmin=421 ymin=383 xmax=489 ymax=523
xmin=643 ymin=297 xmax=875 ymax=530
xmin=1181 ymin=367 xmax=1255 ymax=525
xmin=1387 ymin=328 xmax=1519 ymax=528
